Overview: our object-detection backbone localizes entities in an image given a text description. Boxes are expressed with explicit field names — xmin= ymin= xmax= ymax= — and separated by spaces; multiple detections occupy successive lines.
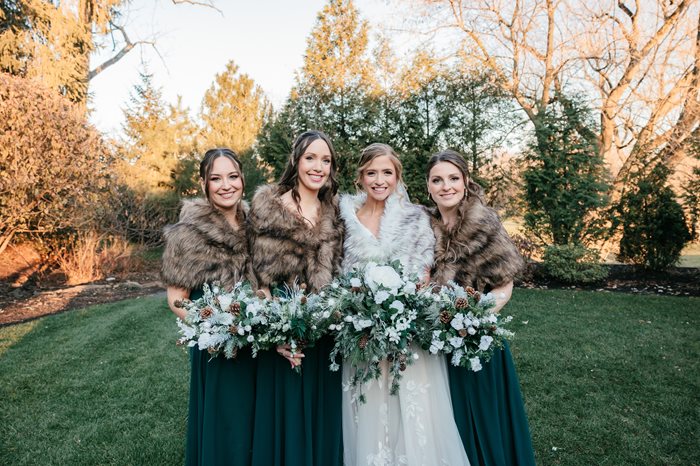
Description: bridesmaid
xmin=162 ymin=148 xmax=257 ymax=465
xmin=247 ymin=130 xmax=344 ymax=466
xmin=426 ymin=149 xmax=536 ymax=466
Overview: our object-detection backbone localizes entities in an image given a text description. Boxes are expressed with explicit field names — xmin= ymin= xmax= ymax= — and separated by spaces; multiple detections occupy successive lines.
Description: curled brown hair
xmin=277 ymin=130 xmax=339 ymax=208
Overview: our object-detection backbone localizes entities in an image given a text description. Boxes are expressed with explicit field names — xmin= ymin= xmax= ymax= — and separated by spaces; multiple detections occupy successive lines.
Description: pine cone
xmin=465 ymin=286 xmax=477 ymax=297
xmin=439 ymin=310 xmax=452 ymax=324
xmin=300 ymin=295 xmax=307 ymax=305
xmin=173 ymin=299 xmax=184 ymax=309
xmin=229 ymin=325 xmax=238 ymax=335
xmin=300 ymin=283 xmax=307 ymax=290
xmin=386 ymin=354 xmax=395 ymax=362
xmin=333 ymin=310 xmax=342 ymax=321
xmin=229 ymin=302 xmax=241 ymax=315
xmin=256 ymin=289 xmax=267 ymax=299
xmin=200 ymin=307 xmax=213 ymax=319
xmin=214 ymin=296 xmax=221 ymax=308
xmin=351 ymin=286 xmax=362 ymax=293
xmin=231 ymin=347 xmax=238 ymax=359
xmin=207 ymin=346 xmax=217 ymax=355
xmin=399 ymin=362 xmax=407 ymax=371
xmin=433 ymin=285 xmax=443 ymax=294
xmin=490 ymin=325 xmax=497 ymax=332
xmin=474 ymin=291 xmax=482 ymax=301
xmin=398 ymin=354 xmax=407 ymax=363
xmin=359 ymin=334 xmax=369 ymax=349
xmin=455 ymin=297 xmax=469 ymax=309
xmin=458 ymin=329 xmax=468 ymax=337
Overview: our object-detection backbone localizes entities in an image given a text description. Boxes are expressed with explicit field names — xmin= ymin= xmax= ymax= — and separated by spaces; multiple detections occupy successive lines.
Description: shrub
xmin=0 ymin=73 xmax=109 ymax=255
xmin=616 ymin=163 xmax=691 ymax=271
xmin=541 ymin=244 xmax=608 ymax=284
xmin=56 ymin=231 xmax=138 ymax=285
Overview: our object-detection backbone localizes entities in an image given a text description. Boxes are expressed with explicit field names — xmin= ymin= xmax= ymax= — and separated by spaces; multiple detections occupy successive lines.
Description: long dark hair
xmin=426 ymin=149 xmax=484 ymax=201
xmin=277 ymin=130 xmax=339 ymax=208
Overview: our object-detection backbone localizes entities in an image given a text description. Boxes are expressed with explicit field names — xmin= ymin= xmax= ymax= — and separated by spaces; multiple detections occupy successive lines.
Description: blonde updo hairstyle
xmin=355 ymin=143 xmax=407 ymax=197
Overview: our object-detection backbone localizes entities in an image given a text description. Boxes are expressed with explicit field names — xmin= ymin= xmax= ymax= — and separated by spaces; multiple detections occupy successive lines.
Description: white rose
xmin=389 ymin=300 xmax=405 ymax=313
xmin=365 ymin=265 xmax=403 ymax=292
xmin=402 ymin=282 xmax=417 ymax=295
xmin=350 ymin=277 xmax=362 ymax=288
xmin=429 ymin=340 xmax=445 ymax=354
xmin=479 ymin=335 xmax=493 ymax=351
xmin=450 ymin=315 xmax=465 ymax=331
xmin=448 ymin=336 xmax=464 ymax=348
xmin=467 ymin=326 xmax=477 ymax=335
xmin=470 ymin=357 xmax=483 ymax=371
xmin=247 ymin=335 xmax=254 ymax=343
xmin=374 ymin=290 xmax=390 ymax=305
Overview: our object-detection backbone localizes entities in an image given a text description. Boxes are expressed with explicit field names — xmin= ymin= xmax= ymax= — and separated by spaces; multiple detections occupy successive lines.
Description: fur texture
xmin=247 ymin=184 xmax=344 ymax=292
xmin=161 ymin=198 xmax=252 ymax=290
xmin=429 ymin=195 xmax=523 ymax=291
xmin=340 ymin=191 xmax=435 ymax=276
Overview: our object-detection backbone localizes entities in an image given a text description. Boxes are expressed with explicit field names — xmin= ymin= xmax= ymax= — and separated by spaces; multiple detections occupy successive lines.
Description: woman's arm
xmin=487 ymin=281 xmax=513 ymax=314
xmin=167 ymin=286 xmax=190 ymax=320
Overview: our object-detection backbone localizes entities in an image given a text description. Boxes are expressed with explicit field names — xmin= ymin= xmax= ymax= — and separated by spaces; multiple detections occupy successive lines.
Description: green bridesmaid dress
xmin=250 ymin=289 xmax=343 ymax=466
xmin=185 ymin=287 xmax=259 ymax=466
xmin=447 ymin=342 xmax=536 ymax=466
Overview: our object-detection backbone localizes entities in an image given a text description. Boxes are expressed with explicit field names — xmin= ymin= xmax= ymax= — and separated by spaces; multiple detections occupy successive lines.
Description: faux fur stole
xmin=161 ymin=198 xmax=251 ymax=290
xmin=247 ymin=184 xmax=343 ymax=292
xmin=339 ymin=191 xmax=435 ymax=277
xmin=429 ymin=195 xmax=523 ymax=291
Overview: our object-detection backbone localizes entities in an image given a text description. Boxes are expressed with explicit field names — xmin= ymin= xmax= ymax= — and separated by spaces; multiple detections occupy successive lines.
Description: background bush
xmin=541 ymin=244 xmax=608 ymax=284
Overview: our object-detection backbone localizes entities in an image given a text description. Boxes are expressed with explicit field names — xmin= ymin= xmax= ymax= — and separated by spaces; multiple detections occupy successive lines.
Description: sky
xmin=87 ymin=0 xmax=397 ymax=137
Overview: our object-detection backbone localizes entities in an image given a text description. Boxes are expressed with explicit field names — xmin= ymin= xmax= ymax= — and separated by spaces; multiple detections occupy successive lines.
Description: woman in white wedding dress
xmin=339 ymin=143 xmax=470 ymax=466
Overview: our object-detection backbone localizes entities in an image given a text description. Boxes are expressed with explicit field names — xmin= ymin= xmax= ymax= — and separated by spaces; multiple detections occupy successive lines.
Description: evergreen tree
xmin=616 ymin=162 xmax=691 ymax=270
xmin=522 ymin=96 xmax=610 ymax=245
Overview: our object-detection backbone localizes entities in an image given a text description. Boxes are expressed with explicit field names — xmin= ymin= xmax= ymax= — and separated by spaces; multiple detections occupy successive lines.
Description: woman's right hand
xmin=276 ymin=344 xmax=304 ymax=368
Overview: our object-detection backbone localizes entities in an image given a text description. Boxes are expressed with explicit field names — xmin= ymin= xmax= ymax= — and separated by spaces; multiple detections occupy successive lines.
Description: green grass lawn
xmin=1 ymin=290 xmax=698 ymax=465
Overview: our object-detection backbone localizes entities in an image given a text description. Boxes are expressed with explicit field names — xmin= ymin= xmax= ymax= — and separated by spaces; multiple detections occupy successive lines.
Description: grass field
xmin=1 ymin=290 xmax=698 ymax=465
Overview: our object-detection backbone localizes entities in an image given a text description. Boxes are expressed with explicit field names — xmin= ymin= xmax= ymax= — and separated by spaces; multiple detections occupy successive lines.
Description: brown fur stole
xmin=430 ymin=195 xmax=523 ymax=291
xmin=247 ymin=184 xmax=344 ymax=293
xmin=161 ymin=198 xmax=252 ymax=290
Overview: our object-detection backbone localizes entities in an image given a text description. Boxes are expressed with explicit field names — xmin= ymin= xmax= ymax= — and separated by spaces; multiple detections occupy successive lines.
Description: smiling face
xmin=297 ymin=138 xmax=332 ymax=194
xmin=360 ymin=155 xmax=398 ymax=202
xmin=201 ymin=155 xmax=244 ymax=211
xmin=427 ymin=161 xmax=467 ymax=209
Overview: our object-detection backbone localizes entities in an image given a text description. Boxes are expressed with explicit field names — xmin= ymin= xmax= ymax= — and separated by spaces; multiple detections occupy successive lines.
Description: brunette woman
xmin=427 ymin=149 xmax=535 ymax=466
xmin=247 ymin=130 xmax=344 ymax=466
xmin=162 ymin=148 xmax=257 ymax=465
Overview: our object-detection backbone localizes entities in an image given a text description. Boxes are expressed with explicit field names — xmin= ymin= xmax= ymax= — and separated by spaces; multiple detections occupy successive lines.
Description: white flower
xmin=467 ymin=326 xmax=477 ymax=335
xmin=484 ymin=314 xmax=498 ymax=324
xmin=450 ymin=314 xmax=465 ymax=331
xmin=429 ymin=340 xmax=445 ymax=354
xmin=451 ymin=349 xmax=464 ymax=366
xmin=350 ymin=277 xmax=362 ymax=288
xmin=365 ymin=265 xmax=403 ymax=292
xmin=247 ymin=335 xmax=254 ymax=343
xmin=352 ymin=318 xmax=373 ymax=332
xmin=385 ymin=327 xmax=400 ymax=343
xmin=402 ymin=282 xmax=416 ymax=295
xmin=197 ymin=332 xmax=214 ymax=350
xmin=389 ymin=300 xmax=405 ymax=313
xmin=344 ymin=316 xmax=353 ymax=322
xmin=329 ymin=362 xmax=340 ymax=371
xmin=332 ymin=282 xmax=339 ymax=289
xmin=479 ymin=335 xmax=493 ymax=351
xmin=470 ymin=357 xmax=483 ymax=371
xmin=448 ymin=336 xmax=464 ymax=348
xmin=237 ymin=327 xmax=245 ymax=336
xmin=218 ymin=295 xmax=233 ymax=311
xmin=374 ymin=290 xmax=391 ymax=305
xmin=322 ymin=311 xmax=331 ymax=319
xmin=244 ymin=324 xmax=252 ymax=332
xmin=329 ymin=324 xmax=337 ymax=331
xmin=327 ymin=298 xmax=336 ymax=307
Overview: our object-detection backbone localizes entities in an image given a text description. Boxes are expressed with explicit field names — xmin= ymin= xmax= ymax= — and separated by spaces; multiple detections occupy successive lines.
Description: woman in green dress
xmin=247 ymin=130 xmax=344 ymax=466
xmin=426 ymin=149 xmax=536 ymax=466
xmin=162 ymin=148 xmax=257 ymax=465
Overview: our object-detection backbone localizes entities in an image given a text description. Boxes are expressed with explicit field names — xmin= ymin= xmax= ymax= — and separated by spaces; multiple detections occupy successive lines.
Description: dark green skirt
xmin=250 ymin=335 xmax=343 ymax=466
xmin=185 ymin=288 xmax=258 ymax=466
xmin=448 ymin=343 xmax=536 ymax=466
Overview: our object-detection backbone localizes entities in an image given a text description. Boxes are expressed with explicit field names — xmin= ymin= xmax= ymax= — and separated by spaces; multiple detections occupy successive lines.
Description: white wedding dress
xmin=339 ymin=191 xmax=470 ymax=466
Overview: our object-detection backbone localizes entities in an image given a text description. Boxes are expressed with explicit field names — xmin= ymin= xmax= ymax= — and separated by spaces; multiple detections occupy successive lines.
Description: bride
xmin=339 ymin=143 xmax=470 ymax=466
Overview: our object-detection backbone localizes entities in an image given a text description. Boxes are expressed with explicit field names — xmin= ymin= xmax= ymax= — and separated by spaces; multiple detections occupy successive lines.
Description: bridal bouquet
xmin=255 ymin=284 xmax=337 ymax=373
xmin=322 ymin=261 xmax=433 ymax=400
xmin=417 ymin=282 xmax=514 ymax=371
xmin=176 ymin=282 xmax=269 ymax=358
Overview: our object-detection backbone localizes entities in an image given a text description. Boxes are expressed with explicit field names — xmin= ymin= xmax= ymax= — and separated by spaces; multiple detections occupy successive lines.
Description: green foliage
xmin=0 ymin=72 xmax=109 ymax=255
xmin=680 ymin=137 xmax=700 ymax=241
xmin=523 ymin=96 xmax=610 ymax=245
xmin=0 ymin=0 xmax=124 ymax=103
xmin=200 ymin=60 xmax=271 ymax=154
xmin=616 ymin=162 xmax=691 ymax=270
xmin=117 ymin=70 xmax=199 ymax=194
xmin=541 ymin=244 xmax=608 ymax=284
